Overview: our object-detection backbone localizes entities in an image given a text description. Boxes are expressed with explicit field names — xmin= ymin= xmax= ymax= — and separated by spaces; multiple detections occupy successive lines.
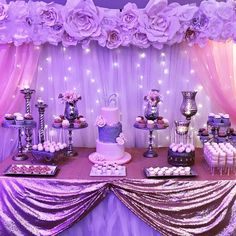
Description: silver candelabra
xmin=20 ymin=87 xmax=35 ymax=151
xmin=35 ymin=99 xmax=48 ymax=144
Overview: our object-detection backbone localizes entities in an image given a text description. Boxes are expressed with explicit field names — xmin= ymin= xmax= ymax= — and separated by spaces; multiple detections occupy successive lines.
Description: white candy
xmin=185 ymin=147 xmax=191 ymax=153
xmin=32 ymin=145 xmax=38 ymax=150
xmin=177 ymin=146 xmax=185 ymax=153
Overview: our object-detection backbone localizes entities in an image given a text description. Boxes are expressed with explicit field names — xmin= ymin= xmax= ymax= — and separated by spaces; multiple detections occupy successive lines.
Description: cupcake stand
xmin=52 ymin=124 xmax=88 ymax=157
xmin=134 ymin=124 xmax=167 ymax=157
xmin=2 ymin=122 xmax=36 ymax=161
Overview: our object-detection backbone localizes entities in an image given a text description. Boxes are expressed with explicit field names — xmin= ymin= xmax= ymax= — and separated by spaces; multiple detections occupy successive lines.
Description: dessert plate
xmin=144 ymin=166 xmax=197 ymax=178
xmin=4 ymin=164 xmax=58 ymax=176
xmin=88 ymin=152 xmax=131 ymax=164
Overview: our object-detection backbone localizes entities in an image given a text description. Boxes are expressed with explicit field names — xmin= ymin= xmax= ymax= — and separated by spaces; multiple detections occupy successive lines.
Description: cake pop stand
xmin=52 ymin=123 xmax=88 ymax=157
xmin=2 ymin=122 xmax=37 ymax=161
xmin=134 ymin=124 xmax=168 ymax=158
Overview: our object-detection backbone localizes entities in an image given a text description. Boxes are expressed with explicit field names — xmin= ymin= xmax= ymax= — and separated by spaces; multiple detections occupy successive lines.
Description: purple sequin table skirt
xmin=0 ymin=148 xmax=236 ymax=236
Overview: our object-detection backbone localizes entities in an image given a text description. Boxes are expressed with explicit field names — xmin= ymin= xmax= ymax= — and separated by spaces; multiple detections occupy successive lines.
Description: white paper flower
xmin=95 ymin=116 xmax=106 ymax=127
xmin=116 ymin=137 xmax=125 ymax=145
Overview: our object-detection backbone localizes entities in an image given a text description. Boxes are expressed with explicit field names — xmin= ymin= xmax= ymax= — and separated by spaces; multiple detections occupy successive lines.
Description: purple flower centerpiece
xmin=58 ymin=91 xmax=81 ymax=126
xmin=144 ymin=89 xmax=161 ymax=121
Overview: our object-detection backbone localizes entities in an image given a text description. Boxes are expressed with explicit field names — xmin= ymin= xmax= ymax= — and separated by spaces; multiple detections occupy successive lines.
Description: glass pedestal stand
xmin=2 ymin=123 xmax=36 ymax=161
xmin=53 ymin=124 xmax=88 ymax=157
xmin=134 ymin=124 xmax=168 ymax=158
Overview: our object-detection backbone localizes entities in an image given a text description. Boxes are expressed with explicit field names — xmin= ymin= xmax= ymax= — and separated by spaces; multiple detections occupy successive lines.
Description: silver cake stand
xmin=52 ymin=123 xmax=88 ymax=157
xmin=134 ymin=124 xmax=168 ymax=158
xmin=2 ymin=122 xmax=37 ymax=161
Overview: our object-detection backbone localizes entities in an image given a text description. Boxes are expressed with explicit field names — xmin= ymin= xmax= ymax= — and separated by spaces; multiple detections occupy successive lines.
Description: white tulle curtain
xmin=0 ymin=42 xmax=217 ymax=161
xmin=31 ymin=42 xmax=212 ymax=149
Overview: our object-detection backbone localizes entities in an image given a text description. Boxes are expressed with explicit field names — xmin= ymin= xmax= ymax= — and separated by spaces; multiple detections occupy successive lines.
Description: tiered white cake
xmin=89 ymin=107 xmax=131 ymax=164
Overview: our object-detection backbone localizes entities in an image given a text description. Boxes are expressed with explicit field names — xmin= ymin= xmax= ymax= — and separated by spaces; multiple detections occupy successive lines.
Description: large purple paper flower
xmin=0 ymin=3 xmax=8 ymax=21
xmin=106 ymin=29 xmax=123 ymax=49
xmin=177 ymin=5 xmax=198 ymax=22
xmin=217 ymin=2 xmax=234 ymax=21
xmin=200 ymin=1 xmax=217 ymax=18
xmin=62 ymin=31 xmax=77 ymax=46
xmin=121 ymin=3 xmax=139 ymax=30
xmin=207 ymin=17 xmax=223 ymax=39
xmin=142 ymin=13 xmax=180 ymax=43
xmin=191 ymin=10 xmax=209 ymax=32
xmin=64 ymin=1 xmax=101 ymax=40
xmin=40 ymin=7 xmax=58 ymax=26
xmin=221 ymin=22 xmax=236 ymax=40
xmin=132 ymin=29 xmax=150 ymax=48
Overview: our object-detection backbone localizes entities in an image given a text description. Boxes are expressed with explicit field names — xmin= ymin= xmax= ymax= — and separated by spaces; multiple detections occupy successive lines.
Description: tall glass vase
xmin=180 ymin=91 xmax=197 ymax=120
xmin=64 ymin=101 xmax=78 ymax=125
xmin=144 ymin=103 xmax=159 ymax=120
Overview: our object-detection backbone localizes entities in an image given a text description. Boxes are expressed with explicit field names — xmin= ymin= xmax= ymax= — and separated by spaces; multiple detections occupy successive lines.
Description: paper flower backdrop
xmin=1 ymin=0 xmax=236 ymax=48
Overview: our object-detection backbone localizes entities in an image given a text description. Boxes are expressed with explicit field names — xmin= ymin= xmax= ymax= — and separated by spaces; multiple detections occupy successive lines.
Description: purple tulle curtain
xmin=0 ymin=44 xmax=41 ymax=121
xmin=191 ymin=41 xmax=236 ymax=123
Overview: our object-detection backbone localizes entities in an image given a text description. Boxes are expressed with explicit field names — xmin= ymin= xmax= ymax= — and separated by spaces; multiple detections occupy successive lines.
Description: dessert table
xmin=0 ymin=148 xmax=236 ymax=236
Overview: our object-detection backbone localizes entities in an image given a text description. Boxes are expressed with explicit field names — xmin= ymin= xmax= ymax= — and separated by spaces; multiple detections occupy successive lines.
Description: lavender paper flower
xmin=107 ymin=29 xmax=123 ymax=49
xmin=40 ymin=7 xmax=58 ymax=26
xmin=62 ymin=31 xmax=78 ymax=46
xmin=64 ymin=0 xmax=101 ymax=40
xmin=0 ymin=3 xmax=8 ymax=21
xmin=191 ymin=10 xmax=209 ymax=32
xmin=221 ymin=22 xmax=236 ymax=40
xmin=217 ymin=2 xmax=234 ymax=21
xmin=132 ymin=29 xmax=150 ymax=48
xmin=121 ymin=3 xmax=139 ymax=30
xmin=141 ymin=4 xmax=181 ymax=44
xmin=200 ymin=0 xmax=218 ymax=18
xmin=207 ymin=17 xmax=223 ymax=39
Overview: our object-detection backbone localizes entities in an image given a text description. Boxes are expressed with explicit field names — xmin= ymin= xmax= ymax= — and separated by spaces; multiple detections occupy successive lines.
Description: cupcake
xmin=24 ymin=113 xmax=33 ymax=125
xmin=162 ymin=118 xmax=169 ymax=127
xmin=156 ymin=118 xmax=165 ymax=129
xmin=62 ymin=119 xmax=70 ymax=128
xmin=147 ymin=120 xmax=154 ymax=129
xmin=135 ymin=116 xmax=146 ymax=128
xmin=222 ymin=114 xmax=230 ymax=126
xmin=231 ymin=131 xmax=236 ymax=142
xmin=78 ymin=116 xmax=87 ymax=127
xmin=198 ymin=128 xmax=206 ymax=136
xmin=53 ymin=116 xmax=62 ymax=128
xmin=208 ymin=113 xmax=215 ymax=123
xmin=73 ymin=118 xmax=81 ymax=128
xmin=217 ymin=131 xmax=227 ymax=143
xmin=4 ymin=114 xmax=15 ymax=124
xmin=200 ymin=130 xmax=209 ymax=143
xmin=213 ymin=114 xmax=221 ymax=124
xmin=15 ymin=114 xmax=24 ymax=125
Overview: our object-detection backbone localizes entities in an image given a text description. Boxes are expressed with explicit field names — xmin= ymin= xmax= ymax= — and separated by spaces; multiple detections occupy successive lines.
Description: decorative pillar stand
xmin=20 ymin=87 xmax=35 ymax=151
xmin=134 ymin=125 xmax=167 ymax=158
xmin=35 ymin=100 xmax=48 ymax=144
xmin=67 ymin=129 xmax=78 ymax=157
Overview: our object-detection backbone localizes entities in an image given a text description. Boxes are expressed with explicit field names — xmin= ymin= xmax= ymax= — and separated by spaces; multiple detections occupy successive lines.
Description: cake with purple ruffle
xmin=89 ymin=106 xmax=131 ymax=164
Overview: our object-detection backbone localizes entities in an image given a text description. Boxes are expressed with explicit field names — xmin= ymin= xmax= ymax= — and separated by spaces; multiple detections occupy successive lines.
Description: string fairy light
xmin=139 ymin=52 xmax=146 ymax=59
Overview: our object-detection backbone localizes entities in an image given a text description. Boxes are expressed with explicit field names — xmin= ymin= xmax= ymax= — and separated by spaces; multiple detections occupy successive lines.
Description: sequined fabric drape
xmin=0 ymin=178 xmax=236 ymax=236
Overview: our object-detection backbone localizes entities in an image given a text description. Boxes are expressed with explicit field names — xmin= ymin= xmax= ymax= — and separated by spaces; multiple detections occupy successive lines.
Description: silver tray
xmin=4 ymin=164 xmax=58 ymax=176
xmin=90 ymin=165 xmax=126 ymax=177
xmin=144 ymin=167 xmax=197 ymax=178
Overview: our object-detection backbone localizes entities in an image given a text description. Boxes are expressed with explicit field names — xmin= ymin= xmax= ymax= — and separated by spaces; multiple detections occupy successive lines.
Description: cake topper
xmin=106 ymin=93 xmax=118 ymax=107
